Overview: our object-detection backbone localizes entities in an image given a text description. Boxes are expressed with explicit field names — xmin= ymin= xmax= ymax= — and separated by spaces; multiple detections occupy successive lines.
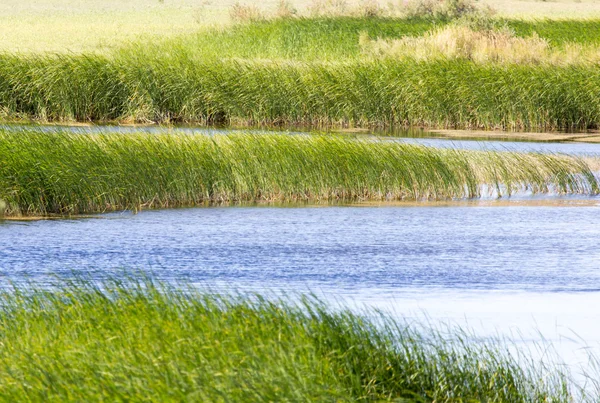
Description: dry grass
xmin=480 ymin=0 xmax=600 ymax=19
xmin=361 ymin=24 xmax=600 ymax=65
xmin=230 ymin=2 xmax=266 ymax=22
xmin=2 ymin=0 xmax=600 ymax=53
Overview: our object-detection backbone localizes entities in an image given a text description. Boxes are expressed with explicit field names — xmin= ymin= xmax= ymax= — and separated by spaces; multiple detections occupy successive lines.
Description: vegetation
xmin=6 ymin=50 xmax=600 ymax=129
xmin=0 ymin=277 xmax=577 ymax=401
xmin=360 ymin=24 xmax=600 ymax=65
xmin=4 ymin=13 xmax=600 ymax=129
xmin=4 ymin=0 xmax=600 ymax=54
xmin=0 ymin=130 xmax=597 ymax=217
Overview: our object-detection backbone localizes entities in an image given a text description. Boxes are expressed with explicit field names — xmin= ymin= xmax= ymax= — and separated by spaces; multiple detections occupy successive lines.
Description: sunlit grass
xmin=3 ymin=0 xmax=600 ymax=54
xmin=0 ymin=276 xmax=577 ymax=401
xmin=0 ymin=130 xmax=597 ymax=217
xmin=5 ymin=49 xmax=600 ymax=129
xmin=5 ymin=13 xmax=600 ymax=128
xmin=361 ymin=24 xmax=600 ymax=65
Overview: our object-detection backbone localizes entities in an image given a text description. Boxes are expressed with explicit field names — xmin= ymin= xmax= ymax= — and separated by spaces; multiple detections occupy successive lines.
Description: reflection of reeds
xmin=0 ymin=277 xmax=573 ymax=401
xmin=0 ymin=130 xmax=597 ymax=216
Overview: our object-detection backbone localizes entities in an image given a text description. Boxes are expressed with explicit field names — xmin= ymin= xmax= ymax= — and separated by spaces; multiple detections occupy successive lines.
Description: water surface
xmin=2 ymin=203 xmax=600 ymax=371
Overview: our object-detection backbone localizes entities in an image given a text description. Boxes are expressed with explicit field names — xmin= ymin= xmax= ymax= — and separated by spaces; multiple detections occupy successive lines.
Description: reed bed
xmin=4 ymin=51 xmax=600 ymax=129
xmin=4 ymin=16 xmax=600 ymax=128
xmin=116 ymin=17 xmax=600 ymax=62
xmin=0 ymin=277 xmax=576 ymax=402
xmin=0 ymin=130 xmax=597 ymax=217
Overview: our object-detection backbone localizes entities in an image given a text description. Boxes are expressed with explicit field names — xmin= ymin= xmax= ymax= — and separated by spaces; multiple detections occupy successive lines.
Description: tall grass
xmin=360 ymin=23 xmax=600 ymax=65
xmin=5 ymin=52 xmax=600 ymax=129
xmin=361 ymin=25 xmax=555 ymax=64
xmin=0 ymin=130 xmax=597 ymax=216
xmin=4 ymin=17 xmax=600 ymax=128
xmin=0 ymin=277 xmax=576 ymax=401
xmin=117 ymin=17 xmax=600 ymax=63
xmin=133 ymin=16 xmax=438 ymax=62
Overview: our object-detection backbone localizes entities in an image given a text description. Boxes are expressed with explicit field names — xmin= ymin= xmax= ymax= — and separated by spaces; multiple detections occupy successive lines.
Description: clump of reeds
xmin=4 ymin=16 xmax=600 ymax=129
xmin=361 ymin=23 xmax=600 ymax=65
xmin=5 ymin=32 xmax=600 ymax=129
xmin=230 ymin=2 xmax=265 ymax=23
xmin=0 ymin=130 xmax=597 ymax=217
xmin=0 ymin=276 xmax=576 ymax=401
xmin=0 ymin=52 xmax=599 ymax=130
xmin=399 ymin=0 xmax=493 ymax=20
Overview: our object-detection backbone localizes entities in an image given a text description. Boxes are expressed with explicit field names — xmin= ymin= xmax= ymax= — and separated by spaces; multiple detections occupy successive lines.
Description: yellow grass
xmin=361 ymin=24 xmax=600 ymax=65
xmin=480 ymin=0 xmax=600 ymax=19
xmin=2 ymin=0 xmax=600 ymax=53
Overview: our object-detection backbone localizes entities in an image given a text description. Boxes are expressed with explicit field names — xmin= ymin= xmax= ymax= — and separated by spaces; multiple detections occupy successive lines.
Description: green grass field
xmin=0 ymin=277 xmax=578 ymax=402
xmin=0 ymin=129 xmax=597 ymax=217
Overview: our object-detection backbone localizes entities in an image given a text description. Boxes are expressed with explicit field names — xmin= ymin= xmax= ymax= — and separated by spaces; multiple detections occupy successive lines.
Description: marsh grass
xmin=362 ymin=25 xmax=551 ymax=64
xmin=6 ymin=50 xmax=600 ymax=130
xmin=0 ymin=277 xmax=576 ymax=401
xmin=0 ymin=130 xmax=597 ymax=216
xmin=5 ymin=15 xmax=600 ymax=129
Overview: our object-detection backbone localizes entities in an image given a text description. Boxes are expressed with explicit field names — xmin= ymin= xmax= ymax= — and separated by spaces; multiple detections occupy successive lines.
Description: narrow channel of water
xmin=2 ymin=203 xmax=600 ymax=373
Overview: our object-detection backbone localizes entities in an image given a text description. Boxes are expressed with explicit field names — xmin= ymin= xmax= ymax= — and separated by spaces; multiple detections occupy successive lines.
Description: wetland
xmin=4 ymin=1 xmax=600 ymax=400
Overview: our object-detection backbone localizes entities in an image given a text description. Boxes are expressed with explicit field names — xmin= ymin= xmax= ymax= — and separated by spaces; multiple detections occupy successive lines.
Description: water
xmin=392 ymin=137 xmax=600 ymax=156
xmin=3 ymin=121 xmax=600 ymax=378
xmin=3 ymin=202 xmax=600 ymax=373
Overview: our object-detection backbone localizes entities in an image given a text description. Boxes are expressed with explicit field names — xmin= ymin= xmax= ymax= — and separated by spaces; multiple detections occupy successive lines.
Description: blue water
xmin=3 ymin=203 xmax=600 ymax=371
xmin=2 ymin=121 xmax=600 ymax=372
xmin=2 ymin=205 xmax=600 ymax=292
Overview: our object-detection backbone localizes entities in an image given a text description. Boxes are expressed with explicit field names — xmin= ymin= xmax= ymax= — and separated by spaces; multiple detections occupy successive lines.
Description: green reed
xmin=0 ymin=277 xmax=576 ymax=402
xmin=0 ymin=130 xmax=596 ymax=216
xmin=4 ymin=17 xmax=600 ymax=128
xmin=3 ymin=52 xmax=600 ymax=129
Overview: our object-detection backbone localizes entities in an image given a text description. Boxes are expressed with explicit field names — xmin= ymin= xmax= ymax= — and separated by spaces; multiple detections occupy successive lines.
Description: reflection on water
xmin=391 ymin=137 xmax=600 ymax=156
xmin=2 ymin=205 xmax=600 ymax=291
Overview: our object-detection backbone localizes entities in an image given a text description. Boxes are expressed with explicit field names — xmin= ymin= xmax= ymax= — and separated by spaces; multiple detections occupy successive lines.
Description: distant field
xmin=2 ymin=0 xmax=600 ymax=53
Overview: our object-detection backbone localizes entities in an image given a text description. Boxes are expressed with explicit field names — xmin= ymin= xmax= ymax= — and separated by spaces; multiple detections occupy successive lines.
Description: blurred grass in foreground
xmin=0 ymin=276 xmax=578 ymax=401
